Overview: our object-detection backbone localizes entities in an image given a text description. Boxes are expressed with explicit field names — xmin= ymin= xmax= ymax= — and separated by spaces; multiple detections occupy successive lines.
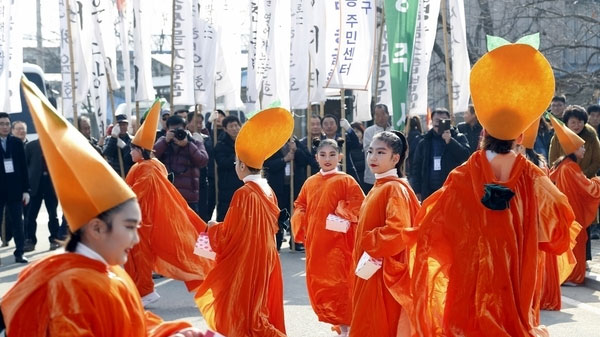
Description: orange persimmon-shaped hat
xmin=521 ymin=119 xmax=540 ymax=149
xmin=548 ymin=114 xmax=584 ymax=155
xmin=470 ymin=43 xmax=555 ymax=140
xmin=132 ymin=99 xmax=161 ymax=150
xmin=21 ymin=77 xmax=136 ymax=232
xmin=235 ymin=107 xmax=294 ymax=169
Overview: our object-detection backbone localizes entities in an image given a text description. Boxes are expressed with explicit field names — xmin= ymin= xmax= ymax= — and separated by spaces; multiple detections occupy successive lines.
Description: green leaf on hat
xmin=486 ymin=35 xmax=511 ymax=52
xmin=515 ymin=33 xmax=540 ymax=50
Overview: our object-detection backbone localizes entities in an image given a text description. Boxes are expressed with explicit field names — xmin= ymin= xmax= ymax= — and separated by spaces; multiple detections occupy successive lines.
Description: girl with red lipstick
xmin=349 ymin=131 xmax=420 ymax=337
xmin=291 ymin=138 xmax=365 ymax=336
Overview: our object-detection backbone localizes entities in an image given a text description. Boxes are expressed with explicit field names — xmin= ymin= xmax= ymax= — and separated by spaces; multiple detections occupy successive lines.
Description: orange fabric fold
xmin=124 ymin=159 xmax=214 ymax=296
xmin=549 ymin=159 xmax=600 ymax=284
xmin=194 ymin=182 xmax=286 ymax=337
xmin=291 ymin=172 xmax=365 ymax=325
xmin=349 ymin=177 xmax=420 ymax=337
xmin=411 ymin=150 xmax=577 ymax=337
xmin=1 ymin=253 xmax=191 ymax=337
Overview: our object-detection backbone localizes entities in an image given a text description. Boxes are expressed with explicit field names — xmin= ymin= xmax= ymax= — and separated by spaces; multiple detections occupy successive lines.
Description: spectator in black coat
xmin=103 ymin=114 xmax=134 ymax=177
xmin=299 ymin=115 xmax=324 ymax=175
xmin=214 ymin=115 xmax=243 ymax=221
xmin=411 ymin=108 xmax=470 ymax=201
xmin=406 ymin=115 xmax=423 ymax=188
xmin=456 ymin=104 xmax=483 ymax=154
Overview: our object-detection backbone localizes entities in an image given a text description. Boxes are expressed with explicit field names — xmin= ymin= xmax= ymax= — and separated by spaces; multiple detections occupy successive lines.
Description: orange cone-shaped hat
xmin=548 ymin=114 xmax=584 ymax=155
xmin=235 ymin=107 xmax=294 ymax=169
xmin=21 ymin=77 xmax=136 ymax=232
xmin=521 ymin=119 xmax=540 ymax=149
xmin=470 ymin=44 xmax=555 ymax=140
xmin=132 ymin=99 xmax=161 ymax=150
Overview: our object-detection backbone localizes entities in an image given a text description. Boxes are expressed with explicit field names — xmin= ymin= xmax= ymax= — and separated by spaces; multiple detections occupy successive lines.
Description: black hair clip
xmin=481 ymin=184 xmax=515 ymax=211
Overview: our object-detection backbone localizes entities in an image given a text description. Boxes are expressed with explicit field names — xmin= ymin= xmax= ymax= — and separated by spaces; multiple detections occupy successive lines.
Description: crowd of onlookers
xmin=2 ymin=97 xmax=600 ymax=263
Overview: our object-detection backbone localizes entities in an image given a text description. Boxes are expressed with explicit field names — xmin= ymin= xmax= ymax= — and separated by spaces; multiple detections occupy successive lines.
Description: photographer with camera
xmin=103 ymin=114 xmax=134 ymax=177
xmin=153 ymin=115 xmax=209 ymax=213
xmin=411 ymin=108 xmax=470 ymax=201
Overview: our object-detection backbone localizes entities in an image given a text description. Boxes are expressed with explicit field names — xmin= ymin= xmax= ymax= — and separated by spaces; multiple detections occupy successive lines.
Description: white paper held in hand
xmin=325 ymin=214 xmax=350 ymax=233
xmin=194 ymin=232 xmax=216 ymax=260
xmin=355 ymin=251 xmax=382 ymax=280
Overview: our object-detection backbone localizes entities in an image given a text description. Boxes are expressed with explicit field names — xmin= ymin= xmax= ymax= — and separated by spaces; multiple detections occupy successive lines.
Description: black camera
xmin=439 ymin=119 xmax=452 ymax=133
xmin=172 ymin=128 xmax=188 ymax=141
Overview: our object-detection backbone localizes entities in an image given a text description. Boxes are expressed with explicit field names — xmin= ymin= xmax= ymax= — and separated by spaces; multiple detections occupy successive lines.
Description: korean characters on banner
xmin=327 ymin=0 xmax=376 ymax=90
xmin=308 ymin=0 xmax=326 ymax=104
xmin=192 ymin=0 xmax=217 ymax=112
xmin=172 ymin=0 xmax=195 ymax=106
xmin=289 ymin=0 xmax=310 ymax=110
xmin=448 ymin=0 xmax=471 ymax=114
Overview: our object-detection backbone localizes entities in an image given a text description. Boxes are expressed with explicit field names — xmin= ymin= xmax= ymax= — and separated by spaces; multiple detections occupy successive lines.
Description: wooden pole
xmin=65 ymin=0 xmax=78 ymax=128
xmin=440 ymin=0 xmax=454 ymax=121
xmin=372 ymin=7 xmax=385 ymax=107
xmin=340 ymin=89 xmax=346 ymax=172
xmin=169 ymin=0 xmax=176 ymax=109
xmin=135 ymin=101 xmax=140 ymax=132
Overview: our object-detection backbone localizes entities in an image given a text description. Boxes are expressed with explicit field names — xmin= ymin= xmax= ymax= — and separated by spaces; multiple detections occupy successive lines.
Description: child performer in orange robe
xmin=410 ymin=42 xmax=579 ymax=337
xmin=123 ymin=100 xmax=214 ymax=306
xmin=0 ymin=78 xmax=205 ymax=337
xmin=548 ymin=112 xmax=600 ymax=285
xmin=292 ymin=138 xmax=365 ymax=335
xmin=194 ymin=108 xmax=293 ymax=337
xmin=350 ymin=131 xmax=420 ymax=337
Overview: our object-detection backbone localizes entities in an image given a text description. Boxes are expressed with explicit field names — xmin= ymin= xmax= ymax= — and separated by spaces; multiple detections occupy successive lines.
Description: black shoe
xmin=1 ymin=241 xmax=8 ymax=247
xmin=294 ymin=243 xmax=305 ymax=252
xmin=23 ymin=242 xmax=35 ymax=252
xmin=49 ymin=241 xmax=61 ymax=250
xmin=15 ymin=255 xmax=29 ymax=264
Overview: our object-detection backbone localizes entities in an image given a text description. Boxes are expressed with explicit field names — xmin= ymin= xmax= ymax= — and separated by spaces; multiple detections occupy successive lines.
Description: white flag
xmin=172 ymin=0 xmax=195 ymax=106
xmin=132 ymin=0 xmax=155 ymax=102
xmin=308 ymin=0 xmax=326 ymax=104
xmin=261 ymin=0 xmax=290 ymax=109
xmin=90 ymin=40 xmax=108 ymax=137
xmin=327 ymin=0 xmax=376 ymax=90
xmin=449 ymin=0 xmax=470 ymax=114
xmin=376 ymin=25 xmax=393 ymax=117
xmin=214 ymin=0 xmax=243 ymax=110
xmin=0 ymin=0 xmax=23 ymax=113
xmin=117 ymin=3 xmax=132 ymax=117
xmin=323 ymin=1 xmax=340 ymax=89
xmin=91 ymin=0 xmax=119 ymax=91
xmin=193 ymin=0 xmax=217 ymax=111
xmin=289 ymin=0 xmax=309 ymax=110
xmin=245 ymin=0 xmax=260 ymax=113
xmin=408 ymin=0 xmax=441 ymax=116
xmin=353 ymin=78 xmax=372 ymax=122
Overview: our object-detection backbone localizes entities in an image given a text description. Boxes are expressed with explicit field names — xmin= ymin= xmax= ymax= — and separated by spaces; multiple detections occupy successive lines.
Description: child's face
xmin=574 ymin=145 xmax=586 ymax=159
xmin=367 ymin=139 xmax=399 ymax=175
xmin=316 ymin=145 xmax=340 ymax=172
xmin=95 ymin=202 xmax=141 ymax=266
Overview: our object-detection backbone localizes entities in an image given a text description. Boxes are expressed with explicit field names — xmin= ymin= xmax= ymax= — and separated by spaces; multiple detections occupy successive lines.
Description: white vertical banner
xmin=308 ymin=0 xmax=326 ymax=104
xmin=90 ymin=41 xmax=108 ymax=137
xmin=59 ymin=0 xmax=73 ymax=117
xmin=261 ymin=0 xmax=290 ymax=109
xmin=0 ymin=0 xmax=23 ymax=113
xmin=323 ymin=0 xmax=340 ymax=88
xmin=91 ymin=0 xmax=119 ymax=91
xmin=245 ymin=0 xmax=260 ymax=114
xmin=327 ymin=0 xmax=376 ymax=90
xmin=172 ymin=0 xmax=195 ymax=106
xmin=117 ymin=1 xmax=132 ymax=117
xmin=376 ymin=24 xmax=392 ymax=117
xmin=193 ymin=0 xmax=217 ymax=111
xmin=289 ymin=0 xmax=309 ymax=110
xmin=448 ymin=0 xmax=470 ymax=114
xmin=353 ymin=77 xmax=372 ymax=122
xmin=214 ymin=0 xmax=243 ymax=110
xmin=132 ymin=0 xmax=155 ymax=102
xmin=408 ymin=0 xmax=440 ymax=116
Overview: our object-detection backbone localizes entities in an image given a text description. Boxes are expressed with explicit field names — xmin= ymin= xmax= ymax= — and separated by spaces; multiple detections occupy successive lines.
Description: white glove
xmin=340 ymin=118 xmax=351 ymax=131
xmin=22 ymin=192 xmax=30 ymax=205
xmin=208 ymin=111 xmax=219 ymax=123
xmin=111 ymin=124 xmax=120 ymax=138
xmin=117 ymin=138 xmax=127 ymax=149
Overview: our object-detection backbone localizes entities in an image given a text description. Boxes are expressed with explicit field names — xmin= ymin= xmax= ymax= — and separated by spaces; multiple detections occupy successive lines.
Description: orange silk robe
xmin=550 ymin=159 xmax=600 ymax=284
xmin=411 ymin=151 xmax=579 ymax=337
xmin=1 ymin=253 xmax=191 ymax=337
xmin=124 ymin=159 xmax=214 ymax=296
xmin=194 ymin=181 xmax=286 ymax=337
xmin=291 ymin=171 xmax=365 ymax=325
xmin=350 ymin=177 xmax=420 ymax=337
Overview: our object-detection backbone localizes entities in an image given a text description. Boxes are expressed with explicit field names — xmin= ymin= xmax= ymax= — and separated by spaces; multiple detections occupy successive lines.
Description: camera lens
xmin=174 ymin=129 xmax=187 ymax=140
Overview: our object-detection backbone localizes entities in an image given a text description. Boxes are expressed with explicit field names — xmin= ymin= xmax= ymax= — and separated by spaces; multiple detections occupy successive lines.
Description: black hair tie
xmin=481 ymin=184 xmax=515 ymax=210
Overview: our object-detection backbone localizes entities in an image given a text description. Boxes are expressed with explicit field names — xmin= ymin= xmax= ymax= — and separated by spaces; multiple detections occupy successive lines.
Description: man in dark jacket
xmin=24 ymin=139 xmax=60 ymax=252
xmin=411 ymin=108 xmax=470 ymax=201
xmin=0 ymin=113 xmax=30 ymax=263
xmin=456 ymin=104 xmax=482 ymax=154
xmin=154 ymin=115 xmax=209 ymax=214
xmin=103 ymin=114 xmax=134 ymax=177
xmin=214 ymin=115 xmax=243 ymax=221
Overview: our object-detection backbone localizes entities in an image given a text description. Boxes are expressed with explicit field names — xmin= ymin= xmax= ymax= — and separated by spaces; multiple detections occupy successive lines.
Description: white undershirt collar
xmin=320 ymin=167 xmax=338 ymax=176
xmin=374 ymin=168 xmax=398 ymax=180
xmin=243 ymin=174 xmax=272 ymax=197
xmin=75 ymin=242 xmax=108 ymax=265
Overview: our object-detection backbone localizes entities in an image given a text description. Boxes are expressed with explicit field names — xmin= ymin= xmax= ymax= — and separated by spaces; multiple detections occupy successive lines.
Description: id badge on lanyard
xmin=3 ymin=158 xmax=14 ymax=173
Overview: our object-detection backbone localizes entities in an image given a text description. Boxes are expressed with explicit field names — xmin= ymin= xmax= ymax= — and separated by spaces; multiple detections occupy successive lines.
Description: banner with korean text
xmin=172 ymin=0 xmax=195 ymax=106
xmin=384 ymin=0 xmax=419 ymax=128
xmin=193 ymin=0 xmax=217 ymax=111
xmin=327 ymin=0 xmax=376 ymax=90
xmin=308 ymin=0 xmax=326 ymax=104
xmin=289 ymin=0 xmax=309 ymax=110
xmin=376 ymin=25 xmax=393 ymax=117
xmin=449 ymin=0 xmax=470 ymax=114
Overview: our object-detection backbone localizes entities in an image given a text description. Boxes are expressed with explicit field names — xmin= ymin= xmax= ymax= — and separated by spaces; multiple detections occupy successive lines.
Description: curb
xmin=585 ymin=271 xmax=600 ymax=291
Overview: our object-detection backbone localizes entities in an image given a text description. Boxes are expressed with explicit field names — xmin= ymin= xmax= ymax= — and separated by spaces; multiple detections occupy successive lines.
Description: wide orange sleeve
xmin=291 ymin=182 xmax=308 ymax=242
xmin=361 ymin=186 xmax=418 ymax=259
xmin=334 ymin=178 xmax=365 ymax=223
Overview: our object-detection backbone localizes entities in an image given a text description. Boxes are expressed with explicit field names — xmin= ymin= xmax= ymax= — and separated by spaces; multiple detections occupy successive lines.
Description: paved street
xmin=1 ymin=206 xmax=600 ymax=336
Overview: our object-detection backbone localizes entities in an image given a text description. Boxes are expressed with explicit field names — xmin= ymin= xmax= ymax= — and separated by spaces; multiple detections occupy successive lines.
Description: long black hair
xmin=131 ymin=144 xmax=153 ymax=160
xmin=372 ymin=130 xmax=408 ymax=178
